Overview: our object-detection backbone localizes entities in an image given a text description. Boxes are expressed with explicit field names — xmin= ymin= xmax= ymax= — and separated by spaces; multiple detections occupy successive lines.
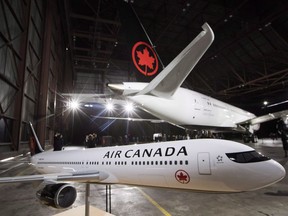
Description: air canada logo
xmin=132 ymin=41 xmax=159 ymax=76
xmin=175 ymin=170 xmax=190 ymax=184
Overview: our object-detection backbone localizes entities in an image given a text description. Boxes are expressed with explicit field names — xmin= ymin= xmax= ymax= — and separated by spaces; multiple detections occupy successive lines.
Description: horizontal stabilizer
xmin=238 ymin=109 xmax=288 ymax=125
xmin=137 ymin=23 xmax=214 ymax=98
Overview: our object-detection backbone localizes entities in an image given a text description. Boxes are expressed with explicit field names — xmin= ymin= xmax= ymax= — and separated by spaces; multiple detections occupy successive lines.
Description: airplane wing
xmin=95 ymin=116 xmax=165 ymax=123
xmin=61 ymin=93 xmax=115 ymax=104
xmin=238 ymin=109 xmax=288 ymax=125
xmin=0 ymin=171 xmax=108 ymax=183
xmin=95 ymin=116 xmax=187 ymax=130
xmin=138 ymin=23 xmax=214 ymax=98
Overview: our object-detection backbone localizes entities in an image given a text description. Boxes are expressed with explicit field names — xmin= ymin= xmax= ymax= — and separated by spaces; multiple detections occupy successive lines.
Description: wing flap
xmin=0 ymin=171 xmax=108 ymax=183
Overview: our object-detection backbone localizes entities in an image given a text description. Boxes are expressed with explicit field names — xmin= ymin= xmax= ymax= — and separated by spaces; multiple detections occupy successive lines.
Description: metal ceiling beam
xmin=73 ymin=31 xmax=117 ymax=42
xmin=74 ymin=65 xmax=107 ymax=72
xmin=74 ymin=55 xmax=108 ymax=63
xmin=70 ymin=13 xmax=121 ymax=26
xmin=73 ymin=46 xmax=112 ymax=55
xmin=218 ymin=68 xmax=288 ymax=95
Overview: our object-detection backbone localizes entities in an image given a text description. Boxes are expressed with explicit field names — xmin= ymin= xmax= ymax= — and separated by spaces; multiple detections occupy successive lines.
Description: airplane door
xmin=197 ymin=152 xmax=211 ymax=175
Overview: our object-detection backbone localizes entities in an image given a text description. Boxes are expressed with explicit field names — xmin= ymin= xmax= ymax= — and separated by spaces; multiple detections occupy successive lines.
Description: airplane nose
xmin=224 ymin=159 xmax=286 ymax=192
xmin=262 ymin=160 xmax=286 ymax=186
xmin=245 ymin=160 xmax=286 ymax=191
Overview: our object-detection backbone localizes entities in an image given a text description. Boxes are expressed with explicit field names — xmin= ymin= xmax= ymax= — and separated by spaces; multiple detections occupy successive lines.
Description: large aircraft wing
xmin=61 ymin=93 xmax=114 ymax=104
xmin=95 ymin=116 xmax=186 ymax=130
xmin=0 ymin=171 xmax=107 ymax=183
xmin=238 ymin=109 xmax=288 ymax=125
xmin=96 ymin=116 xmax=165 ymax=123
xmin=137 ymin=23 xmax=214 ymax=98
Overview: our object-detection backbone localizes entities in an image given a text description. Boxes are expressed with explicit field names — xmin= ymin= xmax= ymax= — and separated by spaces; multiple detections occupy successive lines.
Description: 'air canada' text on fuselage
xmin=103 ymin=146 xmax=188 ymax=159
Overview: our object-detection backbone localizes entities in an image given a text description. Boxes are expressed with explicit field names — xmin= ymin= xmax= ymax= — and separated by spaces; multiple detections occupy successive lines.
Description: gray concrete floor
xmin=0 ymin=139 xmax=288 ymax=216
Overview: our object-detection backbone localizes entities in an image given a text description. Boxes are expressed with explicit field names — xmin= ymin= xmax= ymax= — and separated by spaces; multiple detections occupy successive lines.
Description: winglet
xmin=137 ymin=23 xmax=214 ymax=98
xmin=29 ymin=122 xmax=44 ymax=154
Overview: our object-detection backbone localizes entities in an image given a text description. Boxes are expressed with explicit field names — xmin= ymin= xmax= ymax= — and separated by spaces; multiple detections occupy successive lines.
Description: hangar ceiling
xmin=62 ymin=0 xmax=288 ymax=109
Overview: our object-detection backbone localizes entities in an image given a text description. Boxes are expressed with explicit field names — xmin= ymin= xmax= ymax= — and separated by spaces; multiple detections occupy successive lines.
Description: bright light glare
xmin=125 ymin=103 xmax=134 ymax=113
xmin=106 ymin=102 xmax=114 ymax=111
xmin=0 ymin=157 xmax=14 ymax=162
xmin=263 ymin=101 xmax=268 ymax=106
xmin=68 ymin=99 xmax=80 ymax=110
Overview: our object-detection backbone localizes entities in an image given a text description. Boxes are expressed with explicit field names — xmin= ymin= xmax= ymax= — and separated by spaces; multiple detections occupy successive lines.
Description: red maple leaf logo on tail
xmin=136 ymin=48 xmax=155 ymax=71
xmin=132 ymin=41 xmax=159 ymax=76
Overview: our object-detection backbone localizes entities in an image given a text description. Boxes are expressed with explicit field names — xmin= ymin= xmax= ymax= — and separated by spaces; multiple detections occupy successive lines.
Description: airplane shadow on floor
xmin=265 ymin=190 xmax=288 ymax=196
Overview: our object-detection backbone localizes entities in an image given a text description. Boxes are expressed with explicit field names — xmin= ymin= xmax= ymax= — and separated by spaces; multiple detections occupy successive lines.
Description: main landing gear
xmin=243 ymin=133 xmax=258 ymax=143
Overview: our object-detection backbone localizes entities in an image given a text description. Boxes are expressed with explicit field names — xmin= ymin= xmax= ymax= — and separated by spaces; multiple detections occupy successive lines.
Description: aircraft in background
xmin=0 ymin=122 xmax=285 ymax=209
xmin=65 ymin=23 xmax=288 ymax=143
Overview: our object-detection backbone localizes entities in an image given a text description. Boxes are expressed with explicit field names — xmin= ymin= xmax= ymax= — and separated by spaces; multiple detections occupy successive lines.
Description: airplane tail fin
xmin=28 ymin=122 xmax=44 ymax=155
xmin=118 ymin=2 xmax=161 ymax=82
xmin=137 ymin=23 xmax=214 ymax=98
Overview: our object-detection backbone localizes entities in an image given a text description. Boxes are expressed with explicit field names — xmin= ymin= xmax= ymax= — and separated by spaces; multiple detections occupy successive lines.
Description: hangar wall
xmin=0 ymin=0 xmax=68 ymax=153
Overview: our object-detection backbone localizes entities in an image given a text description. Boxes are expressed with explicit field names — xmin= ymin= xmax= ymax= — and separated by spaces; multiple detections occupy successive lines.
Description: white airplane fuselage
xmin=109 ymin=82 xmax=260 ymax=131
xmin=31 ymin=139 xmax=285 ymax=192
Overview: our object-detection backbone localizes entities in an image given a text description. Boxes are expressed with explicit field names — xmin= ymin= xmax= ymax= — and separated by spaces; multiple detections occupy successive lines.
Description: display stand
xmin=106 ymin=185 xmax=111 ymax=213
xmin=54 ymin=184 xmax=114 ymax=216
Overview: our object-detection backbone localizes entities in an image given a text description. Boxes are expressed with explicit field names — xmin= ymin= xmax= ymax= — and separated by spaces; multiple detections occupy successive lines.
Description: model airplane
xmin=65 ymin=23 xmax=288 ymax=142
xmin=0 ymin=122 xmax=285 ymax=208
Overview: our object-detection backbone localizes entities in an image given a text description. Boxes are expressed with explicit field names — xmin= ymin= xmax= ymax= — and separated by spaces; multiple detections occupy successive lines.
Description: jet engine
xmin=36 ymin=183 xmax=77 ymax=208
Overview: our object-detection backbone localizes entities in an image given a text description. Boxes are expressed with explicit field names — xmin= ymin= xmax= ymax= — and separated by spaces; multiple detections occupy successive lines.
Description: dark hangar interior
xmin=1 ymin=0 xmax=288 ymax=154
xmin=1 ymin=1 xmax=288 ymax=216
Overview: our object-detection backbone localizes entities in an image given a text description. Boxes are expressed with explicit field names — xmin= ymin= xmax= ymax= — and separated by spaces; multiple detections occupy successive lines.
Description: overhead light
xmin=124 ymin=102 xmax=134 ymax=113
xmin=68 ymin=99 xmax=80 ymax=110
xmin=263 ymin=101 xmax=268 ymax=106
xmin=105 ymin=102 xmax=114 ymax=111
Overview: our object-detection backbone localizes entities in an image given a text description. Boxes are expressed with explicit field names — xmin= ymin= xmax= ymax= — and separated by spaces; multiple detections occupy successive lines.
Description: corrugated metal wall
xmin=0 ymin=0 xmax=67 ymax=153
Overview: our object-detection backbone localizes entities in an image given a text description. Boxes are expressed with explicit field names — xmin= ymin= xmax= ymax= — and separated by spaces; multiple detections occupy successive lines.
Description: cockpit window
xmin=226 ymin=151 xmax=270 ymax=163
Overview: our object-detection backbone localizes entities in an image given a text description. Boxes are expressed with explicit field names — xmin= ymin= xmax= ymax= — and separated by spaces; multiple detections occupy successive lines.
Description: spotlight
xmin=68 ymin=99 xmax=80 ymax=110
xmin=124 ymin=102 xmax=134 ymax=113
xmin=106 ymin=102 xmax=114 ymax=111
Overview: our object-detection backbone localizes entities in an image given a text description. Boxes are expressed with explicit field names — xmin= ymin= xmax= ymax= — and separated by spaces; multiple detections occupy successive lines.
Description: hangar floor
xmin=0 ymin=139 xmax=288 ymax=216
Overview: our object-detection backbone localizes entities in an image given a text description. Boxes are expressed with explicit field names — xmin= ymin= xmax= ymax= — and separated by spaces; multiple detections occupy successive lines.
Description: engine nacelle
xmin=36 ymin=183 xmax=77 ymax=208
